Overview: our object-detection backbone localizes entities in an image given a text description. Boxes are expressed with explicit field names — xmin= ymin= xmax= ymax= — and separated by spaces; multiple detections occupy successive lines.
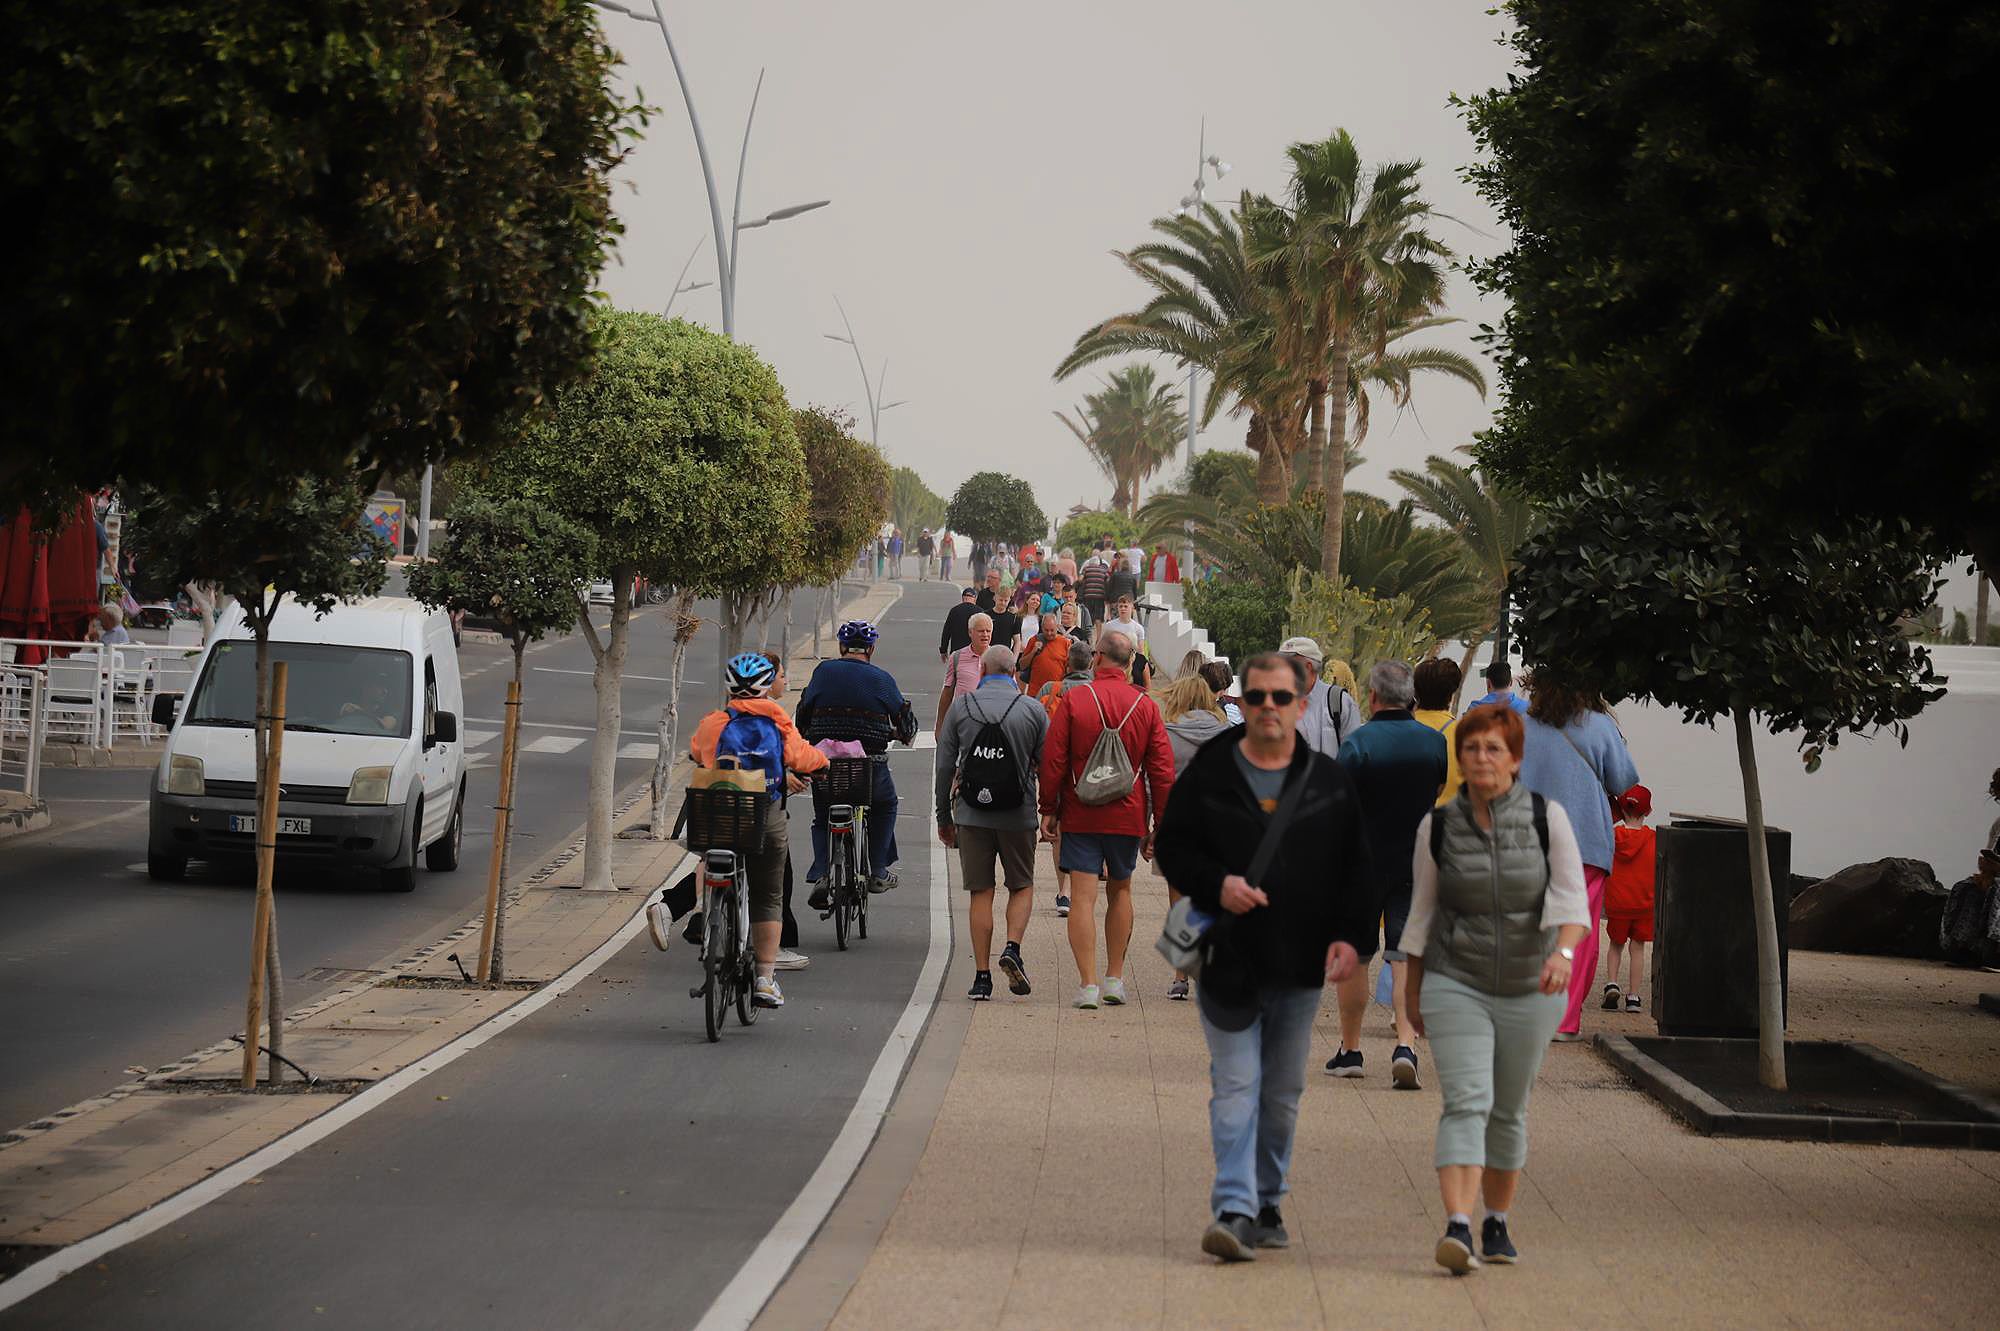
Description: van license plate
xmin=228 ymin=816 xmax=312 ymax=835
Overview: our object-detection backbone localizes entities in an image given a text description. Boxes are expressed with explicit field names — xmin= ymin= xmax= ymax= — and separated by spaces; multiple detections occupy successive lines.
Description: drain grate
xmin=299 ymin=967 xmax=383 ymax=984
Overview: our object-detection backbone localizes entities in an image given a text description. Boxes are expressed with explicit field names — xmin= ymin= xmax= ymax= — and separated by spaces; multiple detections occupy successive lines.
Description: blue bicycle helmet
xmin=836 ymin=620 xmax=880 ymax=652
xmin=724 ymin=651 xmax=779 ymax=697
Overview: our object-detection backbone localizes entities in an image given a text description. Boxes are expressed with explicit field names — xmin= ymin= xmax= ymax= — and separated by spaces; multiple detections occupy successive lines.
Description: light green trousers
xmin=1424 ymin=971 xmax=1564 ymax=1170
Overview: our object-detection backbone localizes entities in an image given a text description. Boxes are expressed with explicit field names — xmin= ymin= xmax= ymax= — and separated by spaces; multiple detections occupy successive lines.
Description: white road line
xmin=520 ymin=734 xmax=586 ymax=755
xmin=616 ymin=741 xmax=660 ymax=760
xmin=465 ymin=718 xmax=660 ymax=738
xmin=0 ymin=852 xmax=695 ymax=1315
xmin=692 ymin=773 xmax=949 ymax=1331
xmin=461 ymin=729 xmax=499 ymax=748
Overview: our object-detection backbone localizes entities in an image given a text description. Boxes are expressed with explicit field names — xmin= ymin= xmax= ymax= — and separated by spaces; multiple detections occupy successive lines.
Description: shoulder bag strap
xmin=1245 ymin=752 xmax=1315 ymax=887
xmin=1080 ymin=681 xmax=1109 ymax=727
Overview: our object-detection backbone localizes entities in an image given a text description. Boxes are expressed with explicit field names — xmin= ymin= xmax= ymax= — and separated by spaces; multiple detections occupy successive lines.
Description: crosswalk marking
xmin=461 ymin=729 xmax=499 ymax=748
xmin=617 ymin=740 xmax=661 ymax=760
xmin=521 ymin=734 xmax=586 ymax=756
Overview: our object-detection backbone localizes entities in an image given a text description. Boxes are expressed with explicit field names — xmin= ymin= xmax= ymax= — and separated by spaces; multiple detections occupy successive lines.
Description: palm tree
xmin=1055 ymin=202 xmax=1309 ymax=504
xmin=1391 ymin=454 xmax=1539 ymax=702
xmin=1054 ymin=364 xmax=1184 ymax=516
xmin=1251 ymin=130 xmax=1481 ymax=579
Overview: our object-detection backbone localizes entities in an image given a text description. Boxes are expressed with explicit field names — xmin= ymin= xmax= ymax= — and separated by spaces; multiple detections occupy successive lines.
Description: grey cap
xmin=1278 ymin=635 xmax=1324 ymax=665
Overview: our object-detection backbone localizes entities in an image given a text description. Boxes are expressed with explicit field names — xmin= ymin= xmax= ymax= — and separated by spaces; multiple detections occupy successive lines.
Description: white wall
xmin=1139 ymin=582 xmax=1225 ymax=674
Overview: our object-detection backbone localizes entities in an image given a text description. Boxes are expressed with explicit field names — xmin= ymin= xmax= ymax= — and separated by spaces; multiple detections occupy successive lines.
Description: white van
xmin=147 ymin=596 xmax=467 ymax=891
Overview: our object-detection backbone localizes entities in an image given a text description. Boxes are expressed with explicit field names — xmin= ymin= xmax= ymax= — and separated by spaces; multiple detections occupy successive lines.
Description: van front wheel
xmin=425 ymin=786 xmax=464 ymax=872
xmin=384 ymin=799 xmax=421 ymax=891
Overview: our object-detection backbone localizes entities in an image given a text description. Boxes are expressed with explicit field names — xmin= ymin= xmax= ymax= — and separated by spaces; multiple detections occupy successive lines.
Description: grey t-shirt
xmin=1232 ymin=743 xmax=1288 ymax=814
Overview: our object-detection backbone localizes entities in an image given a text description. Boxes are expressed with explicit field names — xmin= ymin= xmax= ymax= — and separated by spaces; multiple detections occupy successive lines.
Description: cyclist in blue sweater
xmin=796 ymin=621 xmax=917 ymax=910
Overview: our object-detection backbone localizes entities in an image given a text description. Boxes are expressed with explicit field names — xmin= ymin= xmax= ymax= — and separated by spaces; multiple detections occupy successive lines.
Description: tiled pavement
xmin=816 ymin=851 xmax=2000 ymax=1331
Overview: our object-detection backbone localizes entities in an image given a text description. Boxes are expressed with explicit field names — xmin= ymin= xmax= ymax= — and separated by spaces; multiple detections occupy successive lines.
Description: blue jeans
xmin=806 ymin=760 xmax=898 ymax=881
xmin=1198 ymin=986 xmax=1321 ymax=1220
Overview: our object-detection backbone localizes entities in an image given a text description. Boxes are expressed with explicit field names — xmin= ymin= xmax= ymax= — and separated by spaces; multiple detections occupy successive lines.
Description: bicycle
xmin=675 ymin=786 xmax=765 ymax=1043
xmin=813 ymin=757 xmax=875 ymax=950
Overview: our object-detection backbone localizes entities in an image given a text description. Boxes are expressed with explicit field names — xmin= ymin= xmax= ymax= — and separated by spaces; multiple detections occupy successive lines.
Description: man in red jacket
xmin=1039 ymin=629 xmax=1175 ymax=1009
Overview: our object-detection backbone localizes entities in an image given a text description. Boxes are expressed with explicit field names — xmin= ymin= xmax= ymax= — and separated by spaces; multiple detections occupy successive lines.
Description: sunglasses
xmin=1241 ymin=688 xmax=1297 ymax=708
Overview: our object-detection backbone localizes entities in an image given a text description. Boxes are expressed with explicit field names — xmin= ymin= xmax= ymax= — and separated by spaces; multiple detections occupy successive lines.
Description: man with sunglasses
xmin=1155 ymin=652 xmax=1377 ymax=1263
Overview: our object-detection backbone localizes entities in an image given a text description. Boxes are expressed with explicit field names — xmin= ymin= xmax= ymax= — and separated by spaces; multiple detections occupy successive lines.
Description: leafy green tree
xmin=1510 ymin=477 xmax=1945 ymax=1089
xmin=407 ymin=496 xmax=595 ymax=973
xmin=1185 ymin=581 xmax=1288 ymax=665
xmin=1460 ymin=2 xmax=2000 ymax=581
xmin=1392 ymin=455 xmax=1540 ymax=700
xmin=793 ymin=406 xmax=890 ymax=660
xmin=1056 ymin=202 xmax=1304 ymax=503
xmin=1250 ymin=130 xmax=1481 ymax=578
xmin=4 ymin=0 xmax=636 ymax=516
xmin=485 ymin=311 xmax=806 ymax=890
xmin=1177 ymin=449 xmax=1258 ymax=498
xmin=125 ymin=477 xmax=389 ymax=1083
xmin=945 ymin=472 xmax=1047 ymax=545
xmin=1055 ymin=509 xmax=1141 ymax=556
xmin=1054 ymin=365 xmax=1185 ymax=516
xmin=889 ymin=466 xmax=948 ymax=535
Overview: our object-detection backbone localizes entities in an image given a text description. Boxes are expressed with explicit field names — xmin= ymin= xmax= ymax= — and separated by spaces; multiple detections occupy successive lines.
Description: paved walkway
xmin=802 ymin=851 xmax=2000 ymax=1331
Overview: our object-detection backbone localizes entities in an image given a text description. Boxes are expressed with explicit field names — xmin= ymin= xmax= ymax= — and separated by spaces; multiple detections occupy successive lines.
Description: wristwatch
xmin=1557 ymin=946 xmax=1576 ymax=961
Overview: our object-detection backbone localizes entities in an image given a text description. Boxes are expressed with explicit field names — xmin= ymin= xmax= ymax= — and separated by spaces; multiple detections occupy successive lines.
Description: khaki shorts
xmin=957 ymin=824 xmax=1037 ymax=892
xmin=745 ymin=806 xmax=789 ymax=924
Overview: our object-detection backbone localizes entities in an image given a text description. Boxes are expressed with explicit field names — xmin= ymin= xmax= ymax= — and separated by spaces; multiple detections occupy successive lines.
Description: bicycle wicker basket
xmin=675 ymin=786 xmax=768 ymax=853
xmin=811 ymin=756 xmax=876 ymax=814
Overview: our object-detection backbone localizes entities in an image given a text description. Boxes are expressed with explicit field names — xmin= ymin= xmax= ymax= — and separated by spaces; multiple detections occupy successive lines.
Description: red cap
xmin=1618 ymin=784 xmax=1652 ymax=817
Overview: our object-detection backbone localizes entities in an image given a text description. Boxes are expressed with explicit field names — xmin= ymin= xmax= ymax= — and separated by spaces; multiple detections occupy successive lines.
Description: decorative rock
xmin=1789 ymin=857 xmax=1946 ymax=959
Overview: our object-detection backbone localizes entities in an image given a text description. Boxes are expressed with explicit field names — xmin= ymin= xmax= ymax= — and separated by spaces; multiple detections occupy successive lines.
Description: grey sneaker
xmin=1073 ymin=984 xmax=1100 ymax=1010
xmin=1167 ymin=976 xmax=1190 ymax=1001
xmin=1253 ymin=1205 xmax=1289 ymax=1249
xmin=866 ymin=871 xmax=898 ymax=895
xmin=1100 ymin=976 xmax=1126 ymax=1006
xmin=1201 ymin=1213 xmax=1258 ymax=1263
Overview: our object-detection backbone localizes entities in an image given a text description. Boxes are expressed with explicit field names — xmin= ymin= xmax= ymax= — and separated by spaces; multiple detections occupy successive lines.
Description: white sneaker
xmin=646 ymin=902 xmax=673 ymax=952
xmin=754 ymin=975 xmax=784 ymax=1008
xmin=1100 ymin=976 xmax=1127 ymax=1006
xmin=1074 ymin=984 xmax=1100 ymax=1010
xmin=772 ymin=948 xmax=810 ymax=971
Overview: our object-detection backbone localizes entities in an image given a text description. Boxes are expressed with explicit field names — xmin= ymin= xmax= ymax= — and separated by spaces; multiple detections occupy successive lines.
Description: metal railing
xmin=0 ymin=665 xmax=47 ymax=800
xmin=0 ymin=638 xmax=206 ymax=750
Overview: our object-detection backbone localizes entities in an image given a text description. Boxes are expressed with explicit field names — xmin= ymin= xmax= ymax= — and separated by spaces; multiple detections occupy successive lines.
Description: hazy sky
xmin=595 ymin=2 xmax=1519 ymax=526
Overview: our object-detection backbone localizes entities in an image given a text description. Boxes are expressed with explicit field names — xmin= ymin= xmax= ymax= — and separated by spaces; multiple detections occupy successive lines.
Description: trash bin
xmin=1653 ymin=813 xmax=1790 ymax=1037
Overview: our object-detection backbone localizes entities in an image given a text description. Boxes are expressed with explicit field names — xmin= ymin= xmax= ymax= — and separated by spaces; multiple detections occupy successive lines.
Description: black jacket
xmin=1154 ymin=726 xmax=1379 ymax=994
xmin=939 ymin=601 xmax=980 ymax=657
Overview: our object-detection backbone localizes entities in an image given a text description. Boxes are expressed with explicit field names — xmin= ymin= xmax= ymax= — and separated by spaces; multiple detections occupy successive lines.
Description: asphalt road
xmin=3 ymin=578 xmax=957 ymax=1330
xmin=0 ymin=585 xmax=843 ymax=1134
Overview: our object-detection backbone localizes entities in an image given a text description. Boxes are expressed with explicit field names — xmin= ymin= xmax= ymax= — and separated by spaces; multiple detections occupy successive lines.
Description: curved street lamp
xmin=824 ymin=296 xmax=907 ymax=447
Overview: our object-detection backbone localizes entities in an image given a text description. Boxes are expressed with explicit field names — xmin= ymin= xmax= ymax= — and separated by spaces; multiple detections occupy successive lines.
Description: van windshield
xmin=186 ymin=642 xmax=414 ymax=738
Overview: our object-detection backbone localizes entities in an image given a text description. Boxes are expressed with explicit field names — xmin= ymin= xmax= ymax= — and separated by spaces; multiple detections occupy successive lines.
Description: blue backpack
xmin=717 ymin=709 xmax=787 ymax=801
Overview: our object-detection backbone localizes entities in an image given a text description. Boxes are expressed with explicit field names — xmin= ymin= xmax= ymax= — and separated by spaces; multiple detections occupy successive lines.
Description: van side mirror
xmin=431 ymin=711 xmax=458 ymax=744
xmin=152 ymin=693 xmax=181 ymax=727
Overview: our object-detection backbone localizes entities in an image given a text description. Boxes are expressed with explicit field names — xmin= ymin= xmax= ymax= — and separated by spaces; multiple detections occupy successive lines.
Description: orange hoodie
xmin=689 ymin=697 xmax=830 ymax=777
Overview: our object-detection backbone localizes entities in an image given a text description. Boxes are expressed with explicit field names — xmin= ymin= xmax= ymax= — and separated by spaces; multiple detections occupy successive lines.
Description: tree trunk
xmin=478 ymin=647 xmax=526 ymax=980
xmin=651 ymin=589 xmax=698 ymax=842
xmin=1454 ymin=631 xmax=1484 ymax=714
xmin=243 ymin=628 xmax=286 ymax=1087
xmin=1733 ymin=709 xmax=1787 ymax=1092
xmin=1249 ymin=415 xmax=1288 ymax=505
xmin=1301 ymin=385 xmax=1328 ymax=494
xmin=779 ymin=587 xmax=795 ymax=663
xmin=1321 ymin=346 xmax=1351 ymax=579
xmin=1976 ymin=558 xmax=1992 ymax=646
xmin=578 ymin=573 xmax=632 ymax=892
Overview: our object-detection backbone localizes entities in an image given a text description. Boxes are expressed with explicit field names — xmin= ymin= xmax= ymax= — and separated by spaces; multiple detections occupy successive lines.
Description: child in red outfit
xmin=1601 ymin=784 xmax=1655 ymax=1014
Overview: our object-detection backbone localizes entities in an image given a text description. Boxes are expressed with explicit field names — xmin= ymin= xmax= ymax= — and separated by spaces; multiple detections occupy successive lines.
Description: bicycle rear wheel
xmin=831 ymin=838 xmax=851 ymax=951
xmin=735 ymin=880 xmax=758 ymax=1026
xmin=703 ymin=891 xmax=730 ymax=1042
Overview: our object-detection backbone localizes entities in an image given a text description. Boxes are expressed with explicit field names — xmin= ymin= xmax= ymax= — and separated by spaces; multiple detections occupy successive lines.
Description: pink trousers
xmin=1558 ymin=865 xmax=1608 ymax=1035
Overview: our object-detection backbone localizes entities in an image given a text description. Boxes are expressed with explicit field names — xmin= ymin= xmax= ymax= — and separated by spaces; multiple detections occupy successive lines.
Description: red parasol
xmin=0 ymin=499 xmax=99 ymax=662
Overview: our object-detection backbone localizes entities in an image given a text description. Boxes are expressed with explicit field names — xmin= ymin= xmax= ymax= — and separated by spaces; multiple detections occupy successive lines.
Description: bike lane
xmin=0 ymin=582 xmax=961 ymax=1331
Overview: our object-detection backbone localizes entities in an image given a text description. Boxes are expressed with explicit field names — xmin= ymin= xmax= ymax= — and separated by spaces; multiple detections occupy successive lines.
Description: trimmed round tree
xmin=484 ymin=311 xmax=807 ymax=890
xmin=794 ymin=406 xmax=890 ymax=655
xmin=945 ymin=472 xmax=1048 ymax=546
xmin=4 ymin=0 xmax=634 ymax=514
xmin=407 ymin=496 xmax=596 ymax=973
xmin=1509 ymin=477 xmax=1945 ymax=1089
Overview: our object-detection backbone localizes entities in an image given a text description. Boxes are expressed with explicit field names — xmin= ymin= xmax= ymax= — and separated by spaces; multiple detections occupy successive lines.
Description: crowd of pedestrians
xmin=929 ymin=570 xmax=1650 ymax=1275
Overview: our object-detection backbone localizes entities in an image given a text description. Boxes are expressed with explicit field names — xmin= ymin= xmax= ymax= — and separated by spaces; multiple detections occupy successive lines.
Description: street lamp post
xmin=1169 ymin=119 xmax=1230 ymax=579
xmin=661 ymin=238 xmax=713 ymax=320
xmin=823 ymin=296 xmax=908 ymax=447
xmin=594 ymin=1 xmax=828 ymax=337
